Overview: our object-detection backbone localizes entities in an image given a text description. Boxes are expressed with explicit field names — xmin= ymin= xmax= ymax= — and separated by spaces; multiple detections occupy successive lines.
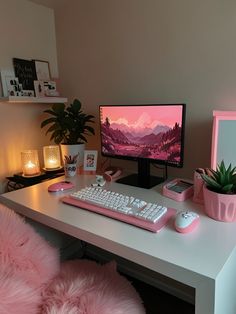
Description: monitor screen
xmin=99 ymin=104 xmax=186 ymax=188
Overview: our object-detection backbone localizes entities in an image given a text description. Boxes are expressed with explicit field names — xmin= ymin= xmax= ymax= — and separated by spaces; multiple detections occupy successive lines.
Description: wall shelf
xmin=0 ymin=96 xmax=67 ymax=103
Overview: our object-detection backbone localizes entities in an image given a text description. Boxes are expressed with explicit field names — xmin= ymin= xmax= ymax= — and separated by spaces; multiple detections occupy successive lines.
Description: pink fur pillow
xmin=0 ymin=204 xmax=60 ymax=313
xmin=40 ymin=259 xmax=145 ymax=314
xmin=0 ymin=204 xmax=60 ymax=288
xmin=0 ymin=264 xmax=41 ymax=314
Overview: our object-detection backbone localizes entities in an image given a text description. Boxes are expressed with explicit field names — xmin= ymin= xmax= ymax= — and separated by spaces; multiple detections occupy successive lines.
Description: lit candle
xmin=48 ymin=158 xmax=58 ymax=166
xmin=21 ymin=150 xmax=40 ymax=176
xmin=43 ymin=145 xmax=61 ymax=170
xmin=25 ymin=161 xmax=37 ymax=175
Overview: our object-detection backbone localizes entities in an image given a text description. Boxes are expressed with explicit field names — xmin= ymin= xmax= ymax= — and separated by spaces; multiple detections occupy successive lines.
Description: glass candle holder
xmin=43 ymin=145 xmax=61 ymax=170
xmin=21 ymin=150 xmax=40 ymax=176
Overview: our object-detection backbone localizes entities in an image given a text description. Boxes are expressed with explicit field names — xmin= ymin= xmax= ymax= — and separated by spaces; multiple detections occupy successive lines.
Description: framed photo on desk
xmin=83 ymin=150 xmax=98 ymax=171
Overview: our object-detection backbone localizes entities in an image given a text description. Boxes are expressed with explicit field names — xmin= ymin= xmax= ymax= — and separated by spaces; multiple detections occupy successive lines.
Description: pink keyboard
xmin=62 ymin=187 xmax=176 ymax=233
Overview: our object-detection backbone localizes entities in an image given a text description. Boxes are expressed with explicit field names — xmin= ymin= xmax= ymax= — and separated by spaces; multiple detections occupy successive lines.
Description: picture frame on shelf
xmin=33 ymin=60 xmax=51 ymax=81
xmin=34 ymin=80 xmax=45 ymax=98
xmin=13 ymin=58 xmax=37 ymax=92
xmin=0 ymin=70 xmax=16 ymax=96
xmin=34 ymin=80 xmax=59 ymax=98
xmin=83 ymin=150 xmax=98 ymax=171
xmin=6 ymin=77 xmax=23 ymax=97
xmin=43 ymin=80 xmax=59 ymax=97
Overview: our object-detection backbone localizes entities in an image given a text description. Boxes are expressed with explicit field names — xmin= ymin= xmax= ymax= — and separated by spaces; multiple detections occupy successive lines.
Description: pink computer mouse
xmin=48 ymin=181 xmax=75 ymax=192
xmin=174 ymin=210 xmax=199 ymax=233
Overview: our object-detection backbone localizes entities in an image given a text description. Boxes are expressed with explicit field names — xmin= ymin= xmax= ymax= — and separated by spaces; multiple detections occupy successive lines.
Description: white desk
xmin=1 ymin=174 xmax=236 ymax=314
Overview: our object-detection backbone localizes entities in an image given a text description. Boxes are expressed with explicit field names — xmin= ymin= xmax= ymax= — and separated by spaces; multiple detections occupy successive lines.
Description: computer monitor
xmin=99 ymin=104 xmax=186 ymax=189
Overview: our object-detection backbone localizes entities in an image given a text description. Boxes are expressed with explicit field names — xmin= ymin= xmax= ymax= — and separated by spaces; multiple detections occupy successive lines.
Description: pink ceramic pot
xmin=203 ymin=185 xmax=236 ymax=222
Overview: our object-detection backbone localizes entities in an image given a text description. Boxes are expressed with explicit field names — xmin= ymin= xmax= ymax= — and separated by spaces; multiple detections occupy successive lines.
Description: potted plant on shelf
xmin=201 ymin=160 xmax=236 ymax=222
xmin=41 ymin=98 xmax=95 ymax=167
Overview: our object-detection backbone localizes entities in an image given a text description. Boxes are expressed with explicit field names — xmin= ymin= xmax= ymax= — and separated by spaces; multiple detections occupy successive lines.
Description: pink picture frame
xmin=211 ymin=110 xmax=236 ymax=169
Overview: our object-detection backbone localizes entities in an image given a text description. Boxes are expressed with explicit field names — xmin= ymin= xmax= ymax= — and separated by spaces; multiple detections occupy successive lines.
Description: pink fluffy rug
xmin=0 ymin=204 xmax=59 ymax=287
xmin=0 ymin=204 xmax=60 ymax=314
xmin=40 ymin=259 xmax=145 ymax=314
xmin=0 ymin=264 xmax=41 ymax=314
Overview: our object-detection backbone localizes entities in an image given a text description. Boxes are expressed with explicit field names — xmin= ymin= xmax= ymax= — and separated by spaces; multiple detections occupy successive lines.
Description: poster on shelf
xmin=13 ymin=58 xmax=37 ymax=92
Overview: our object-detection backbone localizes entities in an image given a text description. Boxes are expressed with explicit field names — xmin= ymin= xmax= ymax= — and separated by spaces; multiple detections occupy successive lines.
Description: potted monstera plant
xmin=201 ymin=160 xmax=236 ymax=222
xmin=41 ymin=98 xmax=95 ymax=167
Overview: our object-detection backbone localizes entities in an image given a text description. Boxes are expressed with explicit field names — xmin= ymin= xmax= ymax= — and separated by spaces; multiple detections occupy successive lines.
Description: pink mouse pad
xmin=48 ymin=181 xmax=75 ymax=192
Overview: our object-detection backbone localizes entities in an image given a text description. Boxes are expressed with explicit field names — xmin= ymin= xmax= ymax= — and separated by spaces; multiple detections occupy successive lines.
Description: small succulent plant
xmin=201 ymin=160 xmax=236 ymax=194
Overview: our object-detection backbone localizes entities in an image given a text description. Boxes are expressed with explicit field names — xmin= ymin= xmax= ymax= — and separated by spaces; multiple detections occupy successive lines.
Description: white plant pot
xmin=60 ymin=143 xmax=85 ymax=168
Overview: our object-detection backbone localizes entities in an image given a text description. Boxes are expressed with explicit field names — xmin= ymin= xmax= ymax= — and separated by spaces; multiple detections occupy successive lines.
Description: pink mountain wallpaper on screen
xmin=100 ymin=105 xmax=183 ymax=163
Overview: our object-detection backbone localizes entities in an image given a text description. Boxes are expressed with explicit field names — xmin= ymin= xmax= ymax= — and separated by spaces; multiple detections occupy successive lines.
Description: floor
xmin=129 ymin=276 xmax=195 ymax=314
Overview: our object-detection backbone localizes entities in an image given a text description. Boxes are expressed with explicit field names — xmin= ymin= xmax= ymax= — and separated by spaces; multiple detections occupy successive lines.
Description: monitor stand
xmin=116 ymin=159 xmax=166 ymax=189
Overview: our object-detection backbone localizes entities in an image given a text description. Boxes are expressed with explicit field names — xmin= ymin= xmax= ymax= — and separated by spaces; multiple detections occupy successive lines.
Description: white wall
xmin=0 ymin=0 xmax=58 ymax=193
xmin=54 ymin=0 xmax=236 ymax=179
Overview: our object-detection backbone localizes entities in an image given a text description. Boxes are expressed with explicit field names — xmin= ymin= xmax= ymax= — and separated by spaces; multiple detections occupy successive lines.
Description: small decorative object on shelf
xmin=0 ymin=69 xmax=15 ymax=97
xmin=21 ymin=150 xmax=40 ymax=177
xmin=43 ymin=145 xmax=61 ymax=170
xmin=34 ymin=80 xmax=45 ymax=98
xmin=34 ymin=80 xmax=59 ymax=98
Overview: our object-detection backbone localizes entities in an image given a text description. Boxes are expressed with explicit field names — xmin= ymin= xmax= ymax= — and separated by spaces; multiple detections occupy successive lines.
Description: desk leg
xmin=195 ymin=279 xmax=215 ymax=314
xmin=196 ymin=248 xmax=236 ymax=314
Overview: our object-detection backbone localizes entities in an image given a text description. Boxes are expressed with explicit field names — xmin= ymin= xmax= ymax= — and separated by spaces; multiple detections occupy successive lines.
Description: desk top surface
xmin=1 ymin=174 xmax=235 ymax=287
